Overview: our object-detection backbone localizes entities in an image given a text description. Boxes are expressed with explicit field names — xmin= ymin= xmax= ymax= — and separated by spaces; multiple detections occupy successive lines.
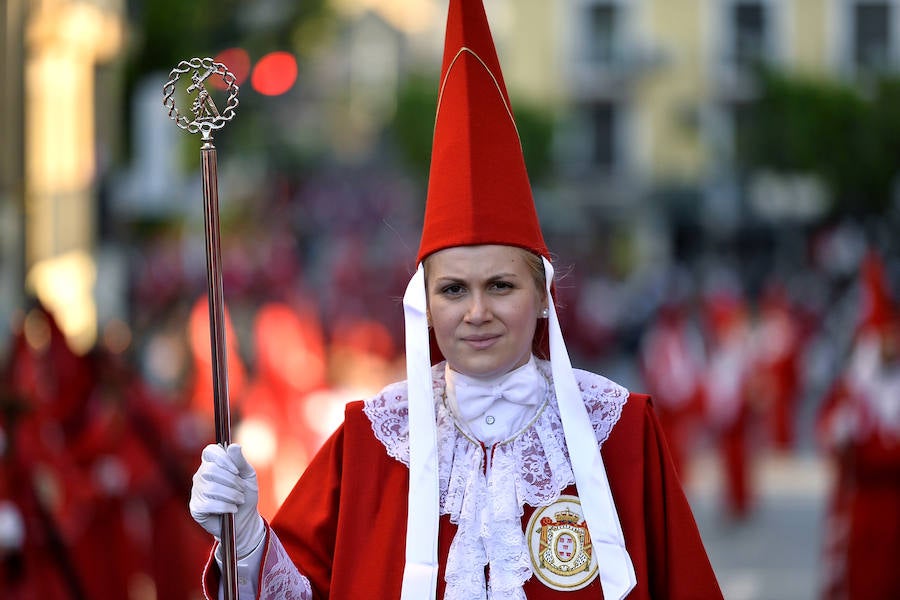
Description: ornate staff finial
xmin=163 ymin=57 xmax=240 ymax=140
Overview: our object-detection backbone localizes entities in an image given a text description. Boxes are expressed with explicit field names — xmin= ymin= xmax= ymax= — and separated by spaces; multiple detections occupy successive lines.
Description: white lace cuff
xmin=259 ymin=528 xmax=313 ymax=600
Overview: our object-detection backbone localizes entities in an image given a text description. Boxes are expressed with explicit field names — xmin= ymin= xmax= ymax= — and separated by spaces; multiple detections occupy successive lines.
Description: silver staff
xmin=164 ymin=57 xmax=241 ymax=600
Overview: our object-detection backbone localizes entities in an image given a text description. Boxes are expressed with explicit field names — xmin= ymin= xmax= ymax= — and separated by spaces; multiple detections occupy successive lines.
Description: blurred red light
xmin=211 ymin=48 xmax=251 ymax=90
xmin=251 ymin=51 xmax=298 ymax=96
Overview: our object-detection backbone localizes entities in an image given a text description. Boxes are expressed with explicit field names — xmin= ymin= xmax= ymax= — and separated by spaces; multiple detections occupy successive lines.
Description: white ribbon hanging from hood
xmin=541 ymin=257 xmax=636 ymax=599
xmin=401 ymin=263 xmax=439 ymax=600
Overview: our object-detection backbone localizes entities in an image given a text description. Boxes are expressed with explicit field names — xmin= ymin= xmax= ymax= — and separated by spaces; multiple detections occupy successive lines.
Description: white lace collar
xmin=363 ymin=359 xmax=629 ymax=600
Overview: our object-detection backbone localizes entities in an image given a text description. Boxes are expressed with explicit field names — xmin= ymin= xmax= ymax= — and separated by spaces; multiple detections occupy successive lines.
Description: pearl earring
xmin=540 ymin=308 xmax=549 ymax=318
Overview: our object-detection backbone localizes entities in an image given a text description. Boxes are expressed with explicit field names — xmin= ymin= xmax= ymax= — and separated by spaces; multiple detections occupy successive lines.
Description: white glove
xmin=190 ymin=443 xmax=265 ymax=558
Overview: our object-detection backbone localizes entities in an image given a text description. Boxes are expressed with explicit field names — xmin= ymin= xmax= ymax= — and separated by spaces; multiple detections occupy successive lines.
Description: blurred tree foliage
xmin=391 ymin=72 xmax=437 ymax=178
xmin=391 ymin=71 xmax=556 ymax=185
xmin=737 ymin=69 xmax=900 ymax=215
xmin=127 ymin=0 xmax=332 ymax=75
xmin=515 ymin=99 xmax=556 ymax=185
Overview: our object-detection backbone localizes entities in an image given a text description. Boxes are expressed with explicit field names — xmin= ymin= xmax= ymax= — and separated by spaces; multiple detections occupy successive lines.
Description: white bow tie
xmin=447 ymin=360 xmax=544 ymax=423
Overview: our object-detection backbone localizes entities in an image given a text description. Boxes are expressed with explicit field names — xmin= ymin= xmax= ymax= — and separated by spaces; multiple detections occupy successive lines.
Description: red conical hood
xmin=417 ymin=0 xmax=548 ymax=264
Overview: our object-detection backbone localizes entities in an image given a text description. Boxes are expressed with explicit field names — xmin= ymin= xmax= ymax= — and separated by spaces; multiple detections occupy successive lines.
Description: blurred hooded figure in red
xmin=701 ymin=283 xmax=757 ymax=521
xmin=639 ymin=271 xmax=706 ymax=479
xmin=1 ymin=302 xmax=96 ymax=599
xmin=753 ymin=282 xmax=804 ymax=452
xmin=240 ymin=300 xmax=328 ymax=518
xmin=816 ymin=249 xmax=900 ymax=599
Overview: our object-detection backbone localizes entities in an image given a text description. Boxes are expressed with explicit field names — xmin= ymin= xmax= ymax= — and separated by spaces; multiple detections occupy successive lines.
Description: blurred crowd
xmin=0 ymin=168 xmax=418 ymax=598
xmin=1 ymin=301 xmax=212 ymax=599
xmin=1 ymin=163 xmax=898 ymax=598
xmin=629 ymin=237 xmax=900 ymax=599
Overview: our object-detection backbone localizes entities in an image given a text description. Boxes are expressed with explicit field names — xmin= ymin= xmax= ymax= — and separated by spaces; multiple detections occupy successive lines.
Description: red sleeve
xmin=643 ymin=395 xmax=721 ymax=598
xmin=268 ymin=399 xmax=410 ymax=599
xmin=269 ymin=412 xmax=348 ymax=598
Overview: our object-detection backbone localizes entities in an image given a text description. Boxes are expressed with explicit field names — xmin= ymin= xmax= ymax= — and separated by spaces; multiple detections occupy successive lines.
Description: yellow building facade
xmin=497 ymin=0 xmax=888 ymax=191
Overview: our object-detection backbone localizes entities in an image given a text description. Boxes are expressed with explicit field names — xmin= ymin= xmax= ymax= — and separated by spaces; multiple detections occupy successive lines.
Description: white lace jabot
xmin=362 ymin=358 xmax=629 ymax=600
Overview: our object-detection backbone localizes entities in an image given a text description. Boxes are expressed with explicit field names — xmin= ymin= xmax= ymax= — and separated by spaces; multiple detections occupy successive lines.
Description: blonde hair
xmin=520 ymin=248 xmax=547 ymax=297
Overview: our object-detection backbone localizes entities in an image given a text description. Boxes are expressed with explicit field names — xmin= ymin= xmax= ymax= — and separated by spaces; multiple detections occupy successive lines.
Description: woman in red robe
xmin=189 ymin=1 xmax=722 ymax=598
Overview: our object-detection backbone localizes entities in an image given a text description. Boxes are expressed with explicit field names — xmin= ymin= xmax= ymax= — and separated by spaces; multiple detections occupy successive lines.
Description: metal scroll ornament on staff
xmin=163 ymin=57 xmax=241 ymax=600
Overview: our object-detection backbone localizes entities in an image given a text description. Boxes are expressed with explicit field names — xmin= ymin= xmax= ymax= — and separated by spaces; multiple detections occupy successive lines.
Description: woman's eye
xmin=441 ymin=284 xmax=464 ymax=295
xmin=492 ymin=281 xmax=513 ymax=291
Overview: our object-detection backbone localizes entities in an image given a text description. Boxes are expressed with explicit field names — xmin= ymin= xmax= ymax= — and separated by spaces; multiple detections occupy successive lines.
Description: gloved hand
xmin=190 ymin=443 xmax=265 ymax=558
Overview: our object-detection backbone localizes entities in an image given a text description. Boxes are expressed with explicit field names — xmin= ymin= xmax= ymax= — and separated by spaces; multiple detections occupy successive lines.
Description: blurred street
xmin=603 ymin=351 xmax=836 ymax=600
xmin=689 ymin=449 xmax=830 ymax=600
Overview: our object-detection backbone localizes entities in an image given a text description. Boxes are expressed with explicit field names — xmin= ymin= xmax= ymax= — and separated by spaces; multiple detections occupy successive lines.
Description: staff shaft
xmin=201 ymin=139 xmax=239 ymax=600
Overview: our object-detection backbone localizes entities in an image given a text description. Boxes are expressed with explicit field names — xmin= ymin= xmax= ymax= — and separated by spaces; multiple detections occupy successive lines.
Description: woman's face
xmin=425 ymin=245 xmax=545 ymax=379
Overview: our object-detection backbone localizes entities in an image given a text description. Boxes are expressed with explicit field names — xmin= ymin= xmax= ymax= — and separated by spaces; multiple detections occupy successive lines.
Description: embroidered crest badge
xmin=527 ymin=494 xmax=599 ymax=591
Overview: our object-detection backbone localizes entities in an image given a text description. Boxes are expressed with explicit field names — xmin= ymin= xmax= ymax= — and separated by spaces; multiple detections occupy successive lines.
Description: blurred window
xmin=854 ymin=2 xmax=891 ymax=71
xmin=590 ymin=101 xmax=616 ymax=168
xmin=731 ymin=99 xmax=755 ymax=161
xmin=732 ymin=2 xmax=768 ymax=66
xmin=587 ymin=2 xmax=619 ymax=65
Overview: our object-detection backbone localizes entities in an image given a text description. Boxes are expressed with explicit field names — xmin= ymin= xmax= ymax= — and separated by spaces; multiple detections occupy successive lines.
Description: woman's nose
xmin=464 ymin=293 xmax=491 ymax=323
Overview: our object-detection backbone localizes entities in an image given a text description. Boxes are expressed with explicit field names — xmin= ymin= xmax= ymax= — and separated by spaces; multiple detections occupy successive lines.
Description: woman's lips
xmin=462 ymin=334 xmax=499 ymax=350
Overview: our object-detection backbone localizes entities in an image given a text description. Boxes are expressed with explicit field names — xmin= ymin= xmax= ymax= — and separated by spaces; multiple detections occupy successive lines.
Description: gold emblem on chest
xmin=526 ymin=494 xmax=599 ymax=591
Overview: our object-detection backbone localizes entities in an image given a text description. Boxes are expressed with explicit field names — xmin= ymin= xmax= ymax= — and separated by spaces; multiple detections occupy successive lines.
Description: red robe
xmin=703 ymin=323 xmax=754 ymax=521
xmin=754 ymin=298 xmax=803 ymax=452
xmin=204 ymin=391 xmax=721 ymax=598
xmin=816 ymin=377 xmax=900 ymax=599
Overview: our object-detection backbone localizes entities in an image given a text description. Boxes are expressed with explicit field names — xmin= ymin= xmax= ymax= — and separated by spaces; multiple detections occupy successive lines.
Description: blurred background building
xmin=2 ymin=1 xmax=899 ymax=598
